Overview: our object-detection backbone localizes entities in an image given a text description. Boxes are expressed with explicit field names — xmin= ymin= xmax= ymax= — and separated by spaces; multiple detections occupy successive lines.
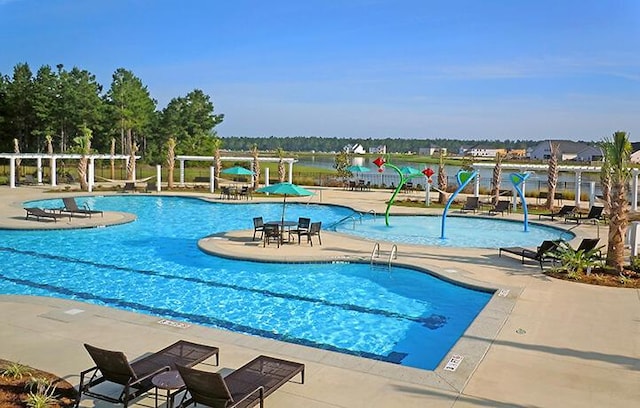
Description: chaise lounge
xmin=176 ymin=354 xmax=305 ymax=408
xmin=538 ymin=205 xmax=576 ymax=221
xmin=25 ymin=207 xmax=70 ymax=222
xmin=76 ymin=340 xmax=219 ymax=408
xmin=59 ymin=197 xmax=104 ymax=218
xmin=564 ymin=206 xmax=605 ymax=224
xmin=499 ymin=240 xmax=560 ymax=269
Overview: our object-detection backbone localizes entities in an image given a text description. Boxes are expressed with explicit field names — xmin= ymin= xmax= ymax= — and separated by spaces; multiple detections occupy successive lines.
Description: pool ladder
xmin=370 ymin=243 xmax=398 ymax=269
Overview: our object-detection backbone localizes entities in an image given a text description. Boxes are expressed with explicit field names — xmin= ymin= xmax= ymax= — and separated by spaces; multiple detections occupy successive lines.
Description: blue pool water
xmin=0 ymin=196 xmax=492 ymax=370
xmin=335 ymin=215 xmax=573 ymax=248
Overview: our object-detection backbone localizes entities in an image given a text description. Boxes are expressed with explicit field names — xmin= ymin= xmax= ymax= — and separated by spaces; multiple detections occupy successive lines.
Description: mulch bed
xmin=0 ymin=360 xmax=77 ymax=408
xmin=545 ymin=268 xmax=640 ymax=288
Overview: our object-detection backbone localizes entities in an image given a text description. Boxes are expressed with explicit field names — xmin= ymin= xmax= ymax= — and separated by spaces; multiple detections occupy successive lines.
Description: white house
xmin=630 ymin=142 xmax=640 ymax=163
xmin=369 ymin=145 xmax=387 ymax=154
xmin=343 ymin=143 xmax=366 ymax=154
xmin=465 ymin=145 xmax=506 ymax=158
xmin=528 ymin=140 xmax=600 ymax=161
xmin=418 ymin=146 xmax=447 ymax=156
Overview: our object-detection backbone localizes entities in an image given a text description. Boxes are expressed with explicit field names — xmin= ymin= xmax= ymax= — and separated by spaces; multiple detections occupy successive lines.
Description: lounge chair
xmin=76 ymin=340 xmax=219 ymax=408
xmin=460 ymin=196 xmax=480 ymax=213
xmin=488 ymin=200 xmax=510 ymax=216
xmin=59 ymin=197 xmax=104 ymax=218
xmin=24 ymin=207 xmax=70 ymax=222
xmin=123 ymin=182 xmax=136 ymax=193
xmin=564 ymin=206 xmax=605 ymax=224
xmin=538 ymin=205 xmax=576 ymax=221
xmin=176 ymin=355 xmax=304 ymax=408
xmin=293 ymin=221 xmax=322 ymax=246
xmin=145 ymin=181 xmax=157 ymax=192
xmin=252 ymin=217 xmax=265 ymax=241
xmin=499 ymin=240 xmax=560 ymax=269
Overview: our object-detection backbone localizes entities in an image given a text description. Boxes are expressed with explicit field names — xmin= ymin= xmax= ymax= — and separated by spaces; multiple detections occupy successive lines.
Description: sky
xmin=1 ymin=0 xmax=639 ymax=141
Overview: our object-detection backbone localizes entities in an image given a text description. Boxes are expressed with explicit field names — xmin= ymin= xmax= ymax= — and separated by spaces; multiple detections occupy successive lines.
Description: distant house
xmin=528 ymin=140 xmax=602 ymax=161
xmin=465 ymin=145 xmax=506 ymax=158
xmin=629 ymin=142 xmax=640 ymax=163
xmin=506 ymin=149 xmax=527 ymax=159
xmin=369 ymin=145 xmax=387 ymax=154
xmin=419 ymin=146 xmax=447 ymax=156
xmin=343 ymin=143 xmax=366 ymax=154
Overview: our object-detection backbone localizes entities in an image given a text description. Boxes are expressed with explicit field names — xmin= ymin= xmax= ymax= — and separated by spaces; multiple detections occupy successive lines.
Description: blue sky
xmin=1 ymin=0 xmax=638 ymax=141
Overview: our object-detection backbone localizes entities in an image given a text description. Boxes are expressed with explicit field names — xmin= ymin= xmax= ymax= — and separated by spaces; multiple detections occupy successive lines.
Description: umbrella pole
xmin=281 ymin=194 xmax=287 ymax=224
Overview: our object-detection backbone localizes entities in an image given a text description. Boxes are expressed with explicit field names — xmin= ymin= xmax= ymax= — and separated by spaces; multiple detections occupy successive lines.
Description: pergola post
xmin=88 ymin=157 xmax=95 ymax=192
xmin=589 ymin=181 xmax=596 ymax=209
xmin=209 ymin=166 xmax=215 ymax=193
xmin=51 ymin=157 xmax=57 ymax=187
xmin=288 ymin=161 xmax=293 ymax=183
xmin=265 ymin=167 xmax=270 ymax=187
xmin=156 ymin=165 xmax=162 ymax=192
xmin=179 ymin=159 xmax=185 ymax=186
xmin=36 ymin=157 xmax=43 ymax=184
xmin=632 ymin=169 xmax=639 ymax=211
xmin=574 ymin=171 xmax=582 ymax=208
xmin=9 ymin=157 xmax=16 ymax=188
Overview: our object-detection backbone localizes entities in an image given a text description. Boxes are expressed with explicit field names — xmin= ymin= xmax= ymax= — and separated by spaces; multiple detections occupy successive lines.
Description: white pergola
xmin=472 ymin=163 xmax=640 ymax=211
xmin=176 ymin=155 xmax=297 ymax=188
xmin=0 ymin=153 xmax=137 ymax=191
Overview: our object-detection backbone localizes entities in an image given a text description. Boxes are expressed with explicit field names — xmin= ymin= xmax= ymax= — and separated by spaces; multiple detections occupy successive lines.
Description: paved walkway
xmin=0 ymin=185 xmax=638 ymax=407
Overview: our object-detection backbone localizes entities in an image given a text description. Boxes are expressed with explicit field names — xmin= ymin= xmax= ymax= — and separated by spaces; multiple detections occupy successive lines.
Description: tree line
xmin=0 ymin=63 xmax=223 ymax=163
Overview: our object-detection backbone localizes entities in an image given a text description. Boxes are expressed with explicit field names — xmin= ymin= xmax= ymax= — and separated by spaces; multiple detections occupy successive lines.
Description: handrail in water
xmin=388 ymin=244 xmax=397 ymax=268
xmin=370 ymin=243 xmax=380 ymax=265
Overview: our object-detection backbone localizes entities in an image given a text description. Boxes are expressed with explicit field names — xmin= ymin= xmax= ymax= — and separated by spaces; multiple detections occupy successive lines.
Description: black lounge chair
xmin=488 ymin=200 xmax=510 ymax=216
xmin=24 ymin=207 xmax=70 ymax=222
xmin=176 ymin=355 xmax=304 ymax=408
xmin=539 ymin=205 xmax=576 ymax=221
xmin=564 ymin=206 xmax=605 ymax=224
xmin=460 ymin=196 xmax=480 ymax=213
xmin=499 ymin=240 xmax=560 ymax=269
xmin=59 ymin=197 xmax=104 ymax=218
xmin=77 ymin=340 xmax=219 ymax=408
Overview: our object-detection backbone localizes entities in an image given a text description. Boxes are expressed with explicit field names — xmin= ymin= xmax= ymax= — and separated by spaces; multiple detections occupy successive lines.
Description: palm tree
xmin=601 ymin=131 xmax=631 ymax=273
xmin=277 ymin=147 xmax=286 ymax=182
xmin=251 ymin=145 xmax=260 ymax=189
xmin=546 ymin=142 xmax=560 ymax=211
xmin=109 ymin=138 xmax=116 ymax=179
xmin=437 ymin=152 xmax=448 ymax=204
xmin=490 ymin=153 xmax=503 ymax=205
xmin=74 ymin=126 xmax=92 ymax=191
xmin=45 ymin=134 xmax=54 ymax=180
xmin=166 ymin=137 xmax=176 ymax=189
xmin=213 ymin=139 xmax=222 ymax=186
xmin=126 ymin=142 xmax=137 ymax=181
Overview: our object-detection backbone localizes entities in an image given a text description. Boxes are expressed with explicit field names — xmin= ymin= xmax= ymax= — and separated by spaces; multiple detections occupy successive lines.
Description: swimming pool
xmin=1 ymin=196 xmax=492 ymax=370
xmin=335 ymin=214 xmax=573 ymax=248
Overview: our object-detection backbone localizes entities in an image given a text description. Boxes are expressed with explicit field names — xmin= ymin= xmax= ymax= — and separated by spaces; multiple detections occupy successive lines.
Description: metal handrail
xmin=370 ymin=243 xmax=380 ymax=265
xmin=388 ymin=244 xmax=398 ymax=268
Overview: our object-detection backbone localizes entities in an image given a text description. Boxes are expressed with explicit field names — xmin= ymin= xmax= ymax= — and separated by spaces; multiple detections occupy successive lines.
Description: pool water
xmin=0 ymin=196 xmax=492 ymax=370
xmin=335 ymin=215 xmax=573 ymax=248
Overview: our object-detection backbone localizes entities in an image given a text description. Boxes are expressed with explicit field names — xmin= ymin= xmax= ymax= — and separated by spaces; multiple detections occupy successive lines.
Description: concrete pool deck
xmin=0 ymin=185 xmax=638 ymax=407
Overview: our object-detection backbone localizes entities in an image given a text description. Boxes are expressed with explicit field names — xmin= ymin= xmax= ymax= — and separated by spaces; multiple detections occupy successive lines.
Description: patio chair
xmin=76 ymin=340 xmax=219 ymax=408
xmin=122 ymin=182 xmax=136 ymax=193
xmin=499 ymin=240 xmax=561 ymax=270
xmin=263 ymin=224 xmax=281 ymax=247
xmin=291 ymin=217 xmax=311 ymax=234
xmin=59 ymin=197 xmax=104 ymax=218
xmin=239 ymin=186 xmax=252 ymax=200
xmin=145 ymin=181 xmax=157 ymax=192
xmin=176 ymin=355 xmax=304 ymax=408
xmin=294 ymin=221 xmax=322 ymax=246
xmin=538 ymin=205 xmax=576 ymax=221
xmin=252 ymin=217 xmax=265 ymax=241
xmin=564 ymin=206 xmax=605 ymax=224
xmin=460 ymin=196 xmax=480 ymax=213
xmin=488 ymin=200 xmax=510 ymax=216
xmin=24 ymin=207 xmax=70 ymax=222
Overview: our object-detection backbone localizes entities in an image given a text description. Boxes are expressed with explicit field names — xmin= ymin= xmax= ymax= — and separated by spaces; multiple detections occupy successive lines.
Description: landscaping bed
xmin=0 ymin=360 xmax=76 ymax=408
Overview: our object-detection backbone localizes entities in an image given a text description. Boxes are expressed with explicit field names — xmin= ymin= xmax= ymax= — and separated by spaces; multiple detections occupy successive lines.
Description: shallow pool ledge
xmin=0 ymin=210 xmax=136 ymax=230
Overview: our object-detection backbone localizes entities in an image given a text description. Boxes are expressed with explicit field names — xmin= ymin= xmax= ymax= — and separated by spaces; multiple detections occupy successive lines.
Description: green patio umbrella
xmin=346 ymin=165 xmax=371 ymax=174
xmin=221 ymin=166 xmax=254 ymax=176
xmin=256 ymin=182 xmax=314 ymax=224
xmin=400 ymin=166 xmax=422 ymax=176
